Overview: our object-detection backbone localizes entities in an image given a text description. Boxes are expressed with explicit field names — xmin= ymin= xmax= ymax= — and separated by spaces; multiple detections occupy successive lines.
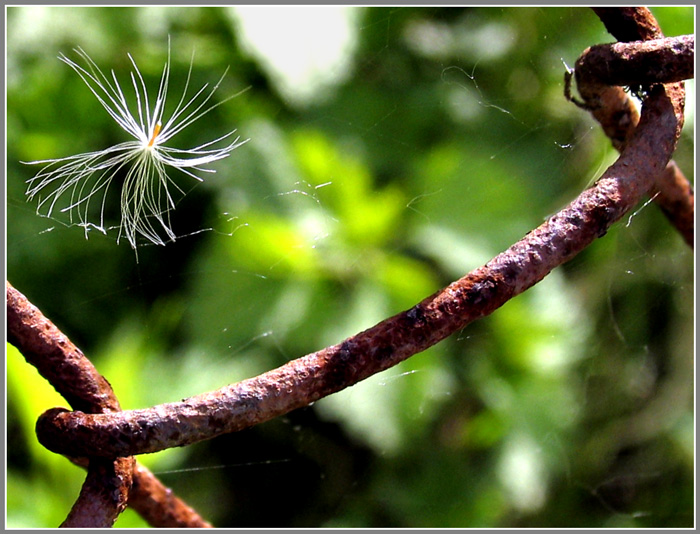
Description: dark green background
xmin=6 ymin=6 xmax=694 ymax=528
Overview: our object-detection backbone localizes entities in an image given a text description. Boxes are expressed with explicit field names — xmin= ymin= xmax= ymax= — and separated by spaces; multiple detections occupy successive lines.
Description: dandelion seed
xmin=24 ymin=39 xmax=249 ymax=251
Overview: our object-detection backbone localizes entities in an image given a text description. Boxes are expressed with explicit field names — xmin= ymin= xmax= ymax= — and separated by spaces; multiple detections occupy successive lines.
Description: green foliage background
xmin=6 ymin=6 xmax=694 ymax=528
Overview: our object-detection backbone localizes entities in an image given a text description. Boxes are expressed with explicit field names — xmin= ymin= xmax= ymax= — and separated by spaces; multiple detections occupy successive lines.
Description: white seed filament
xmin=23 ymin=41 xmax=250 ymax=253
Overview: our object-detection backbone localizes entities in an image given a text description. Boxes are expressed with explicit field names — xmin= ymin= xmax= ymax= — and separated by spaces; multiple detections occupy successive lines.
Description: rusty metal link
xmin=34 ymin=75 xmax=685 ymax=459
xmin=568 ymin=7 xmax=693 ymax=247
xmin=60 ymin=457 xmax=135 ymax=528
xmin=6 ymin=282 xmax=212 ymax=528
xmin=574 ymin=35 xmax=693 ymax=88
xmin=592 ymin=6 xmax=664 ymax=41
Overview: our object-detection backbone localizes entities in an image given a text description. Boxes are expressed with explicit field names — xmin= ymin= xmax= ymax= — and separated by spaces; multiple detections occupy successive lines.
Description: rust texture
xmin=568 ymin=79 xmax=638 ymax=151
xmin=129 ymin=463 xmax=213 ymax=528
xmin=7 ymin=282 xmax=213 ymax=528
xmin=7 ymin=281 xmax=131 ymax=526
xmin=576 ymin=35 xmax=693 ymax=88
xmin=60 ymin=457 xmax=135 ymax=528
xmin=572 ymin=8 xmax=693 ymax=247
xmin=34 ymin=77 xmax=685 ymax=458
xmin=649 ymin=161 xmax=694 ymax=246
xmin=592 ymin=7 xmax=663 ymax=41
xmin=7 ymin=281 xmax=121 ymax=414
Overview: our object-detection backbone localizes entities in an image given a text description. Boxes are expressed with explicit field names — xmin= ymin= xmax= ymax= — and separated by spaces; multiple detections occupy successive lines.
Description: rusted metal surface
xmin=592 ymin=7 xmax=663 ymax=41
xmin=7 ymin=281 xmax=121 ymax=414
xmin=7 ymin=282 xmax=213 ymax=528
xmin=33 ymin=77 xmax=686 ymax=459
xmin=576 ymin=35 xmax=693 ymax=88
xmin=649 ymin=161 xmax=695 ymax=247
xmin=7 ymin=281 xmax=130 ymax=526
xmin=129 ymin=463 xmax=214 ymax=528
xmin=60 ymin=457 xmax=135 ymax=528
xmin=571 ymin=8 xmax=693 ymax=247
